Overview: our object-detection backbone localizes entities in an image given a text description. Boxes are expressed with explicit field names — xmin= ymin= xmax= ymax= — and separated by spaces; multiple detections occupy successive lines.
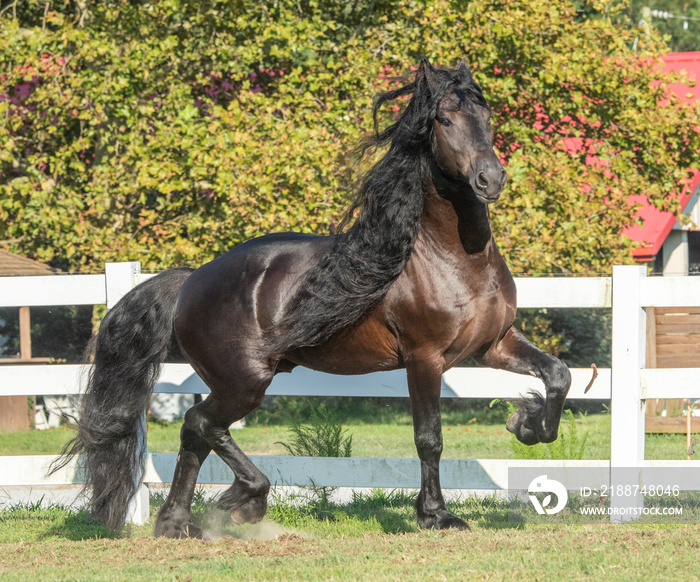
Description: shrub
xmin=277 ymin=400 xmax=352 ymax=458
xmin=277 ymin=400 xmax=353 ymax=509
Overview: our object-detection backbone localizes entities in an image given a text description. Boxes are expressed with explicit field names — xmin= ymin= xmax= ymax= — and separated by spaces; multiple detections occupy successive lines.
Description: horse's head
xmin=421 ymin=59 xmax=507 ymax=204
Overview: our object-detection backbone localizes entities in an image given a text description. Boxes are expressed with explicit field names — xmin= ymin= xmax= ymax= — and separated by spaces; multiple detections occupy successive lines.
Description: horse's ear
xmin=458 ymin=59 xmax=473 ymax=78
xmin=418 ymin=59 xmax=440 ymax=92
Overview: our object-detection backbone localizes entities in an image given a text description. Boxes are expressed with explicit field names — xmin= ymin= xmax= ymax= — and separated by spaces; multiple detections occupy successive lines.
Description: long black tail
xmin=51 ymin=267 xmax=193 ymax=531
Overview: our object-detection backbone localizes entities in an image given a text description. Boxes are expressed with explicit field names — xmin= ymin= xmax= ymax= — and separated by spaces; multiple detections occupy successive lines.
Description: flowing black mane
xmin=271 ymin=60 xmax=488 ymax=353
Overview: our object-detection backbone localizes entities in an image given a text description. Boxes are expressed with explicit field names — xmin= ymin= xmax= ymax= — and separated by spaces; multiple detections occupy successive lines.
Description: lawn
xmin=1 ymin=492 xmax=699 ymax=581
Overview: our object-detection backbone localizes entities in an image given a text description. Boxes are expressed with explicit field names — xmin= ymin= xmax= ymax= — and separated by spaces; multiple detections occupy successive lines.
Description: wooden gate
xmin=645 ymin=306 xmax=700 ymax=432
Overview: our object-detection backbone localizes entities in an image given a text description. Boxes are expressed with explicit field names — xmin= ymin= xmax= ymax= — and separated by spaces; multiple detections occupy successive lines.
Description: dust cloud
xmin=200 ymin=509 xmax=305 ymax=542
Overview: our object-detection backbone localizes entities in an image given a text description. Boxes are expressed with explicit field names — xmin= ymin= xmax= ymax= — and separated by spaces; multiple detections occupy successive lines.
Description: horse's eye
xmin=437 ymin=117 xmax=452 ymax=127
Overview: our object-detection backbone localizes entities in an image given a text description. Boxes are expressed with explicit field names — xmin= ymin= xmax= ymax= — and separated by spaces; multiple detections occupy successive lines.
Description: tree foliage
xmin=1 ymin=0 xmax=699 ymax=275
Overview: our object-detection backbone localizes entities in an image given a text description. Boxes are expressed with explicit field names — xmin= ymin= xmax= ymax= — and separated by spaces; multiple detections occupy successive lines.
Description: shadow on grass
xmin=328 ymin=489 xmax=418 ymax=534
xmin=6 ymin=490 xmax=521 ymax=542
xmin=38 ymin=510 xmax=120 ymax=541
xmin=15 ymin=489 xmax=699 ymax=541
xmin=0 ymin=505 xmax=119 ymax=541
xmin=265 ymin=489 xmax=522 ymax=534
xmin=451 ymin=496 xmax=524 ymax=530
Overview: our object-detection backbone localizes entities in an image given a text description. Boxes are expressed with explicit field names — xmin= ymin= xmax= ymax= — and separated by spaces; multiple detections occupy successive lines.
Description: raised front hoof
xmin=506 ymin=408 xmax=559 ymax=445
xmin=506 ymin=409 xmax=540 ymax=445
xmin=417 ymin=510 xmax=470 ymax=531
xmin=217 ymin=481 xmax=269 ymax=525
xmin=154 ymin=519 xmax=204 ymax=539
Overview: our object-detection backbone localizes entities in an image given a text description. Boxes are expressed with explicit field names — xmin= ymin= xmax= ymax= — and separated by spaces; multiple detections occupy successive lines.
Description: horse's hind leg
xmin=183 ymin=387 xmax=271 ymax=525
xmin=478 ymin=326 xmax=571 ymax=445
xmin=154 ymin=372 xmax=272 ymax=539
xmin=154 ymin=425 xmax=211 ymax=538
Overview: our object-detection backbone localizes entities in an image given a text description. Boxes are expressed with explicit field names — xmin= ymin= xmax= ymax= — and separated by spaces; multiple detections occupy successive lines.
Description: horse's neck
xmin=420 ymin=177 xmax=493 ymax=256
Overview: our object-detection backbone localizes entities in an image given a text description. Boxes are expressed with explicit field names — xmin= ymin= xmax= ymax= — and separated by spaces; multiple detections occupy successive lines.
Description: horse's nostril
xmin=476 ymin=171 xmax=489 ymax=189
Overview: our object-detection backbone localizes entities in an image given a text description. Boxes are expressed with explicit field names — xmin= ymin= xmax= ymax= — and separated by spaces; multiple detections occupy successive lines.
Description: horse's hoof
xmin=217 ymin=481 xmax=269 ymax=525
xmin=506 ymin=410 xmax=540 ymax=446
xmin=418 ymin=510 xmax=470 ymax=531
xmin=229 ymin=494 xmax=268 ymax=525
xmin=154 ymin=521 xmax=203 ymax=539
xmin=437 ymin=513 xmax=470 ymax=531
xmin=182 ymin=523 xmax=204 ymax=538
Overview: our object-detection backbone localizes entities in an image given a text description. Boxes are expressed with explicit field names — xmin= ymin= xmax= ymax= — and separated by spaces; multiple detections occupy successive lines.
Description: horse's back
xmin=173 ymin=232 xmax=334 ymax=384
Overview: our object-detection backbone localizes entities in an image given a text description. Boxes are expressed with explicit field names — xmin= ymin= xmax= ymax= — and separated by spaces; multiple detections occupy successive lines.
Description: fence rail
xmin=2 ymin=263 xmax=700 ymax=524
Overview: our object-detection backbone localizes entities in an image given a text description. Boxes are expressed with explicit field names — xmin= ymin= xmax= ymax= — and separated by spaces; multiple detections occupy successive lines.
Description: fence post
xmin=104 ymin=262 xmax=149 ymax=525
xmin=610 ymin=265 xmax=647 ymax=522
xmin=105 ymin=262 xmax=142 ymax=309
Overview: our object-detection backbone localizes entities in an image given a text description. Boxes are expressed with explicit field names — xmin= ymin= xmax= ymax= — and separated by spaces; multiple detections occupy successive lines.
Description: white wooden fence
xmin=1 ymin=263 xmax=700 ymax=524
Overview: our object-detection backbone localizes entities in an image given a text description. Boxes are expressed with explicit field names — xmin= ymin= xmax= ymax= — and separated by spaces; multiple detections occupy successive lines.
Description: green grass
xmin=0 ymin=425 xmax=75 ymax=455
xmin=1 ymin=494 xmax=700 ymax=581
xmin=3 ymin=412 xmax=697 ymax=461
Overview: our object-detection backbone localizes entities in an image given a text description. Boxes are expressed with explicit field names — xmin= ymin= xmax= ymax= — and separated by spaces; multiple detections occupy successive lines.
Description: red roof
xmin=623 ymin=52 xmax=700 ymax=262
xmin=661 ymin=51 xmax=700 ymax=103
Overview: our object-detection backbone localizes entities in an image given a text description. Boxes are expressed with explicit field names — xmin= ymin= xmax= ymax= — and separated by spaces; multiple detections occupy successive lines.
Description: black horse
xmin=55 ymin=59 xmax=571 ymax=536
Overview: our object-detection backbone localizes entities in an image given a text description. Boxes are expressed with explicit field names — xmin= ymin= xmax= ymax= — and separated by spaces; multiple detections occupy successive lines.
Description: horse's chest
xmin=392 ymin=255 xmax=516 ymax=365
xmin=447 ymin=273 xmax=514 ymax=340
xmin=450 ymin=279 xmax=515 ymax=356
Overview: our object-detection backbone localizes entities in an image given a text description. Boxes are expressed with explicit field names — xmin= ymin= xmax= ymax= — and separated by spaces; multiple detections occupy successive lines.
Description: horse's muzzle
xmin=472 ymin=160 xmax=507 ymax=204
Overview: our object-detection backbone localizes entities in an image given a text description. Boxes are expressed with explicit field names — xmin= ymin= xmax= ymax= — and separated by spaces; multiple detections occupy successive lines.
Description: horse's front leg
xmin=477 ymin=326 xmax=572 ymax=445
xmin=406 ymin=358 xmax=469 ymax=530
